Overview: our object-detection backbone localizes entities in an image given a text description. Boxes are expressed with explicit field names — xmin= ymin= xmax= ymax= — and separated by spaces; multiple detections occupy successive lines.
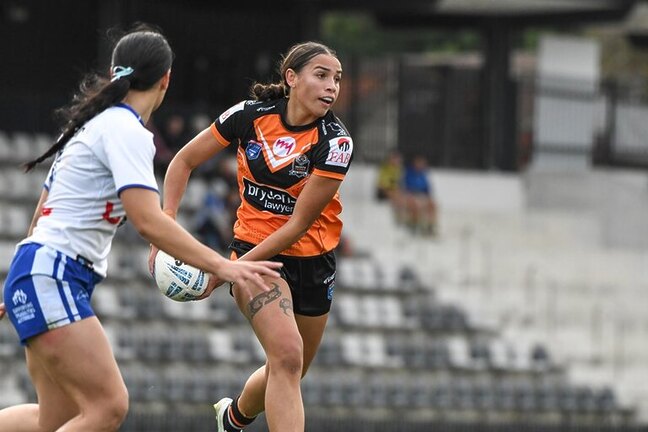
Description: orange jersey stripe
xmin=210 ymin=123 xmax=230 ymax=147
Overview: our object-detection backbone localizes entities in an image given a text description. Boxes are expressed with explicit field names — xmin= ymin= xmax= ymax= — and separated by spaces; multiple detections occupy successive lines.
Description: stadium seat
xmin=0 ymin=325 xmax=18 ymax=359
xmin=0 ymin=241 xmax=17 ymax=273
xmin=207 ymin=329 xmax=252 ymax=363
xmin=11 ymin=132 xmax=36 ymax=164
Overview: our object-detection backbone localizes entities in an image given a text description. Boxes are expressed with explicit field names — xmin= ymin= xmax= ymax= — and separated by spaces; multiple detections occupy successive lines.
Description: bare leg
xmin=24 ymin=317 xmax=128 ymax=432
xmin=233 ymin=277 xmax=329 ymax=431
xmin=0 ymin=340 xmax=79 ymax=431
xmin=236 ymin=313 xmax=329 ymax=418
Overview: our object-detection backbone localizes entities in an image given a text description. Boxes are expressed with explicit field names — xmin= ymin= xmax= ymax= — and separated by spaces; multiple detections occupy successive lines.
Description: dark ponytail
xmin=24 ymin=76 xmax=130 ymax=171
xmin=24 ymin=23 xmax=173 ymax=171
xmin=249 ymin=41 xmax=337 ymax=102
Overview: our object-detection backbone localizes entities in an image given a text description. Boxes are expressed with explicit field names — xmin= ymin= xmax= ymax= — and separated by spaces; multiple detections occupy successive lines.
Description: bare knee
xmin=269 ymin=339 xmax=304 ymax=377
xmin=86 ymin=388 xmax=129 ymax=431
xmin=104 ymin=389 xmax=129 ymax=430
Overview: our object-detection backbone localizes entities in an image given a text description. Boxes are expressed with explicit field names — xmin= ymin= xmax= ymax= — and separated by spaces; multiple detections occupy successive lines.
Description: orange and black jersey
xmin=210 ymin=98 xmax=353 ymax=257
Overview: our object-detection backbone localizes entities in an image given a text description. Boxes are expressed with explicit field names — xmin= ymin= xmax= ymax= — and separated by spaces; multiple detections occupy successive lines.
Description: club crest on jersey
xmin=246 ymin=141 xmax=262 ymax=160
xmin=289 ymin=154 xmax=310 ymax=178
xmin=326 ymin=136 xmax=353 ymax=168
xmin=272 ymin=137 xmax=296 ymax=157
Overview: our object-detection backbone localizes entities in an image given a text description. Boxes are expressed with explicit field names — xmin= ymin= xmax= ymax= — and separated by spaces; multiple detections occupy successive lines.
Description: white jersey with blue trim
xmin=22 ymin=105 xmax=159 ymax=277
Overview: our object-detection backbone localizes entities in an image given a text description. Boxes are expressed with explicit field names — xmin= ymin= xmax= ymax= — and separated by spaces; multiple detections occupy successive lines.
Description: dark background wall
xmin=0 ymin=0 xmax=316 ymax=133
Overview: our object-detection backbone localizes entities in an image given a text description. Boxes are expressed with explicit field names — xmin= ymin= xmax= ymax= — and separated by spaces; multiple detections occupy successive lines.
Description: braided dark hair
xmin=24 ymin=23 xmax=174 ymax=171
xmin=249 ymin=41 xmax=337 ymax=102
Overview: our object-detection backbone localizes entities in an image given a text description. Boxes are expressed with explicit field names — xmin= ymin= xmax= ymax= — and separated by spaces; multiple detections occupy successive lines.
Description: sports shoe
xmin=214 ymin=397 xmax=234 ymax=432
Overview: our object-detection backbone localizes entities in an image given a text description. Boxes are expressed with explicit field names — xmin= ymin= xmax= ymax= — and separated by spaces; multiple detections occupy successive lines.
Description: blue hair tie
xmin=111 ymin=65 xmax=134 ymax=82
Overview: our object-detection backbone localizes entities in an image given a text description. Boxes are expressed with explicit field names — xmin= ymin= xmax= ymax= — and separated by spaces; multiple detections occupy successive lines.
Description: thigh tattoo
xmin=247 ymin=284 xmax=282 ymax=319
xmin=279 ymin=298 xmax=293 ymax=316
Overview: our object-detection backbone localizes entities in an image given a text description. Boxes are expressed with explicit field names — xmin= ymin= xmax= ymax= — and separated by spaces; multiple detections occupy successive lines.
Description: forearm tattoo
xmin=247 ymin=284 xmax=282 ymax=319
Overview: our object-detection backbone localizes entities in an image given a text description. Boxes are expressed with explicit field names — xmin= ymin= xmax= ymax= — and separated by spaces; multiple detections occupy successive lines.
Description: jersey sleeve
xmin=101 ymin=125 xmax=159 ymax=196
xmin=311 ymin=119 xmax=354 ymax=181
xmin=211 ymin=100 xmax=248 ymax=147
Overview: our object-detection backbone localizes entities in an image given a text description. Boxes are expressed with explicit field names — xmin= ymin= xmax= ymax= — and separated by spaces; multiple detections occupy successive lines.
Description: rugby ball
xmin=153 ymin=250 xmax=210 ymax=302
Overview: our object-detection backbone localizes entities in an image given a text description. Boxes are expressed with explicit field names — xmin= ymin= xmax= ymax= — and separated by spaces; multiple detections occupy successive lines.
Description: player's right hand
xmin=147 ymin=244 xmax=159 ymax=277
xmin=0 ymin=303 xmax=6 ymax=321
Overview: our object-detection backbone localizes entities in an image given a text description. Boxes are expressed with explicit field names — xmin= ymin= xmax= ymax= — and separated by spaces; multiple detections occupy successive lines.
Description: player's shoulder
xmin=83 ymin=108 xmax=151 ymax=153
xmin=318 ymin=111 xmax=351 ymax=139
xmin=218 ymin=99 xmax=282 ymax=125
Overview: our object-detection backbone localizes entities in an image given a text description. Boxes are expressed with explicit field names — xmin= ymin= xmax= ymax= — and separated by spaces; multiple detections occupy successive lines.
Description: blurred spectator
xmin=335 ymin=233 xmax=355 ymax=258
xmin=192 ymin=180 xmax=233 ymax=253
xmin=376 ymin=149 xmax=403 ymax=201
xmin=160 ymin=113 xmax=192 ymax=153
xmin=146 ymin=118 xmax=176 ymax=175
xmin=402 ymin=154 xmax=438 ymax=237
xmin=192 ymin=154 xmax=240 ymax=252
xmin=375 ymin=150 xmax=407 ymax=225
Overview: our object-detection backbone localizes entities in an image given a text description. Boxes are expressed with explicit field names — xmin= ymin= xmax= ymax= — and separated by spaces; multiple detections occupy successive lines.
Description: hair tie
xmin=111 ymin=65 xmax=134 ymax=82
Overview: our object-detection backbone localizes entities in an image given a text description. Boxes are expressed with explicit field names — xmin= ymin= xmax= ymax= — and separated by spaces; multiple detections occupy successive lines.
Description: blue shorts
xmin=2 ymin=243 xmax=102 ymax=345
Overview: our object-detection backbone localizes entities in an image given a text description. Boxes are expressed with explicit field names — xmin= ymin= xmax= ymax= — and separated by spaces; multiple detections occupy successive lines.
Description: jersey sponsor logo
xmin=41 ymin=207 xmax=53 ymax=216
xmin=272 ymin=137 xmax=297 ymax=157
xmin=325 ymin=136 xmax=353 ymax=168
xmin=246 ymin=141 xmax=262 ymax=160
xmin=243 ymin=178 xmax=296 ymax=216
xmin=256 ymin=126 xmax=313 ymax=170
xmin=218 ymin=100 xmax=246 ymax=124
xmin=289 ymin=154 xmax=310 ymax=178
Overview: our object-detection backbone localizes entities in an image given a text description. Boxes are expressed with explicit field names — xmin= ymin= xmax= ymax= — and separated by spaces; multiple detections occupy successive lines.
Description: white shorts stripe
xmin=33 ymin=275 xmax=71 ymax=328
xmin=31 ymin=247 xmax=71 ymax=328
xmin=63 ymin=282 xmax=80 ymax=321
xmin=57 ymin=254 xmax=67 ymax=279
xmin=57 ymin=254 xmax=81 ymax=321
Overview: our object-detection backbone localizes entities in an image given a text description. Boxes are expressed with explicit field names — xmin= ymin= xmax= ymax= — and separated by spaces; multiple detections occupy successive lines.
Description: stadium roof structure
xmin=318 ymin=0 xmax=638 ymax=171
xmin=319 ymin=0 xmax=636 ymax=24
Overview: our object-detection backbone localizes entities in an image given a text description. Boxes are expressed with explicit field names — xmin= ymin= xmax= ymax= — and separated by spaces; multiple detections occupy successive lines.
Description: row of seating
xmin=0 ymin=131 xmax=636 ymax=427
xmin=12 ymin=359 xmax=617 ymax=417
xmin=0 ymin=132 xmax=52 ymax=166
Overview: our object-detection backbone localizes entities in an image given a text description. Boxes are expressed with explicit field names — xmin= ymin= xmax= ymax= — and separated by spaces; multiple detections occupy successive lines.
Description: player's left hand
xmin=194 ymin=275 xmax=228 ymax=300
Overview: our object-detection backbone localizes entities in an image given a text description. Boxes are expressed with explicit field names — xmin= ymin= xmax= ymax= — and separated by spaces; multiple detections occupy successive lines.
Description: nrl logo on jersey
xmin=246 ymin=141 xmax=262 ymax=160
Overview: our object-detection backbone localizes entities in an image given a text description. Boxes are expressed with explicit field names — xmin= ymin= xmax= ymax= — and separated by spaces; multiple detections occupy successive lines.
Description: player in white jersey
xmin=0 ymin=24 xmax=281 ymax=432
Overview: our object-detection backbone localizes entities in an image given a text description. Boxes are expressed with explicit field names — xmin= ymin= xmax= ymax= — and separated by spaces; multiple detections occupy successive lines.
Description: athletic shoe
xmin=214 ymin=397 xmax=234 ymax=432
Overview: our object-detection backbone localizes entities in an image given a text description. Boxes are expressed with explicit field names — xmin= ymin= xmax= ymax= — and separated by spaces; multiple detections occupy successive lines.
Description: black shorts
xmin=229 ymin=239 xmax=336 ymax=316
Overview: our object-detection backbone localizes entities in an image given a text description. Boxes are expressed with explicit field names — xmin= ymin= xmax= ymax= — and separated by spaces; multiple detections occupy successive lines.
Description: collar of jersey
xmin=115 ymin=102 xmax=144 ymax=126
xmin=277 ymin=98 xmax=322 ymax=132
